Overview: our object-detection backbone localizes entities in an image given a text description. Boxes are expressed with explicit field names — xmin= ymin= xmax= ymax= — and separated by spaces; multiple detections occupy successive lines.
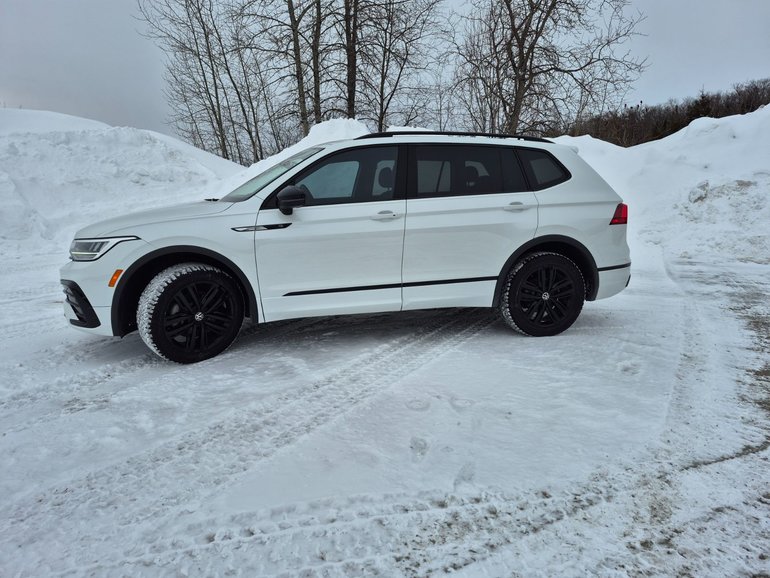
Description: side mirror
xmin=276 ymin=185 xmax=306 ymax=215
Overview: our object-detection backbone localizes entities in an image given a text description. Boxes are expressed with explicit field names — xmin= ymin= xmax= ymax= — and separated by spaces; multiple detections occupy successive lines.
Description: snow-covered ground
xmin=0 ymin=108 xmax=768 ymax=576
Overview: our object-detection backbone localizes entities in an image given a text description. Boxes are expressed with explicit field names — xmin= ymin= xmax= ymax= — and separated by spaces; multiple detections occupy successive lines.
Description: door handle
xmin=371 ymin=210 xmax=400 ymax=221
xmin=503 ymin=202 xmax=533 ymax=212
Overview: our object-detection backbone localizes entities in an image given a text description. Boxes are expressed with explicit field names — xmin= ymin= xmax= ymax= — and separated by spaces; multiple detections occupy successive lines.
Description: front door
xmin=255 ymin=145 xmax=406 ymax=321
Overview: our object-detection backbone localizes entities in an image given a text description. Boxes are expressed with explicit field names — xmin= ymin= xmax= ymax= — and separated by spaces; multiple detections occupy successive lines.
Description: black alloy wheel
xmin=501 ymin=252 xmax=585 ymax=336
xmin=138 ymin=264 xmax=244 ymax=363
xmin=164 ymin=280 xmax=237 ymax=349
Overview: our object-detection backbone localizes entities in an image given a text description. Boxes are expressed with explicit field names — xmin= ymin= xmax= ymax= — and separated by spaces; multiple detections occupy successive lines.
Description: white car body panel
xmin=596 ymin=266 xmax=631 ymax=299
xmin=74 ymin=201 xmax=232 ymax=238
xmin=255 ymin=200 xmax=405 ymax=321
xmin=61 ymin=203 xmax=267 ymax=331
xmin=401 ymin=191 xmax=538 ymax=310
xmin=533 ymin=145 xmax=630 ymax=272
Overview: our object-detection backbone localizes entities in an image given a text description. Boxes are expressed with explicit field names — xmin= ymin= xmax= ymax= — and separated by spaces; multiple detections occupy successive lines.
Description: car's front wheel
xmin=500 ymin=252 xmax=585 ymax=336
xmin=137 ymin=263 xmax=244 ymax=363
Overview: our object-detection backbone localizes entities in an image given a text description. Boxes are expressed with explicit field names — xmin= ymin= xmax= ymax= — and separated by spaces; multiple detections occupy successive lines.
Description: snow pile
xmin=0 ymin=109 xmax=110 ymax=134
xmin=556 ymin=105 xmax=770 ymax=265
xmin=0 ymin=109 xmax=241 ymax=246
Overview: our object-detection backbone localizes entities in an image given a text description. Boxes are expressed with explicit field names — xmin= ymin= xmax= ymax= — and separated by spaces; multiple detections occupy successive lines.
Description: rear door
xmin=254 ymin=145 xmax=406 ymax=321
xmin=401 ymin=144 xmax=539 ymax=310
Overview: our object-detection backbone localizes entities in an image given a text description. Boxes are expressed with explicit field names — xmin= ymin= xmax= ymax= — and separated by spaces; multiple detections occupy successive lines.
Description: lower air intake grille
xmin=61 ymin=280 xmax=101 ymax=328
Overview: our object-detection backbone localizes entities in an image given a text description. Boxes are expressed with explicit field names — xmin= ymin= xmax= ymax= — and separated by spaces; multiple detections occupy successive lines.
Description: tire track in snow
xmin=1 ymin=310 xmax=497 ymax=572
xmin=52 ymin=479 xmax=617 ymax=577
xmin=0 ymin=315 xmax=336 ymax=431
xmin=590 ymin=259 xmax=770 ymax=577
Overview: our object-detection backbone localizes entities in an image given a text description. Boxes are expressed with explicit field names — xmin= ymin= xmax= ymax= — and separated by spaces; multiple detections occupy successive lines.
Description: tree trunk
xmin=344 ymin=0 xmax=358 ymax=118
xmin=287 ymin=0 xmax=310 ymax=135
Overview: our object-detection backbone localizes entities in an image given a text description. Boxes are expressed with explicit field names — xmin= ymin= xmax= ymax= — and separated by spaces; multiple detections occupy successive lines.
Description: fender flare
xmin=111 ymin=245 xmax=258 ymax=336
xmin=492 ymin=235 xmax=599 ymax=307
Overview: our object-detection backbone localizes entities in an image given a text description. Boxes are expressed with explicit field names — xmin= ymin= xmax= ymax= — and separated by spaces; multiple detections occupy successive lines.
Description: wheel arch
xmin=111 ymin=245 xmax=258 ymax=337
xmin=492 ymin=235 xmax=599 ymax=307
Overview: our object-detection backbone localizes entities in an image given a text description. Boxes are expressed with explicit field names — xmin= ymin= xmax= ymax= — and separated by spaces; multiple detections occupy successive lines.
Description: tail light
xmin=610 ymin=203 xmax=628 ymax=225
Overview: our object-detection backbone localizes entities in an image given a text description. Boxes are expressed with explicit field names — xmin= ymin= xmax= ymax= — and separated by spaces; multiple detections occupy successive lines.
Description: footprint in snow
xmin=449 ymin=397 xmax=475 ymax=412
xmin=410 ymin=437 xmax=429 ymax=462
xmin=406 ymin=398 xmax=430 ymax=411
xmin=453 ymin=461 xmax=476 ymax=490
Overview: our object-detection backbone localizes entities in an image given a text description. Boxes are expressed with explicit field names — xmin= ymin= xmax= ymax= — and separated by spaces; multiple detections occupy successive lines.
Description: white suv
xmin=61 ymin=132 xmax=630 ymax=363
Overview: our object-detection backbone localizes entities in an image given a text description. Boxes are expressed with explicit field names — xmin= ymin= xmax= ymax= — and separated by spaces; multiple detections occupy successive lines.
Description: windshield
xmin=221 ymin=147 xmax=324 ymax=202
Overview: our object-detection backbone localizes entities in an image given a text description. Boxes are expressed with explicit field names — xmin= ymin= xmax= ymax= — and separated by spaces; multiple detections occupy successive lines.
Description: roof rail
xmin=355 ymin=130 xmax=552 ymax=143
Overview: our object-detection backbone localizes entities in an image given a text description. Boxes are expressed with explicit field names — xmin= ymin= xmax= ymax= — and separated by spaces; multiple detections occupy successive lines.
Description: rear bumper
xmin=595 ymin=263 xmax=631 ymax=300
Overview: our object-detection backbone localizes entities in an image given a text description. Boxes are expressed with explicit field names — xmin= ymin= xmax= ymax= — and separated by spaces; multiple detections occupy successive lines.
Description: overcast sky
xmin=2 ymin=0 xmax=769 ymax=137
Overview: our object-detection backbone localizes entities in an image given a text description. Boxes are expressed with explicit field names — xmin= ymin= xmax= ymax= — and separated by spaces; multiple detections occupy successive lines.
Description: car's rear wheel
xmin=500 ymin=252 xmax=585 ymax=336
xmin=137 ymin=263 xmax=243 ymax=363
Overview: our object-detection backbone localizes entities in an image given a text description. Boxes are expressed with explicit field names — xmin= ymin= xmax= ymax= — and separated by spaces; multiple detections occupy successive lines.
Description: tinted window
xmin=501 ymin=149 xmax=529 ymax=192
xmin=417 ymin=158 xmax=452 ymax=195
xmin=516 ymin=148 xmax=570 ymax=190
xmin=372 ymin=158 xmax=397 ymax=200
xmin=299 ymin=161 xmax=358 ymax=199
xmin=414 ymin=145 xmax=505 ymax=197
xmin=292 ymin=146 xmax=398 ymax=205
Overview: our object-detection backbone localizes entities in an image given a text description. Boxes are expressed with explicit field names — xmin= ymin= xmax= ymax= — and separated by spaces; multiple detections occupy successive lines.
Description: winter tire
xmin=500 ymin=252 xmax=585 ymax=337
xmin=137 ymin=263 xmax=244 ymax=363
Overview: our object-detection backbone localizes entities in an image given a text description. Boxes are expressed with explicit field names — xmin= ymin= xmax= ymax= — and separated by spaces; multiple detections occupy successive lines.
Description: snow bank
xmin=0 ymin=109 xmax=110 ymax=134
xmin=556 ymin=105 xmax=770 ymax=266
xmin=0 ymin=109 xmax=241 ymax=248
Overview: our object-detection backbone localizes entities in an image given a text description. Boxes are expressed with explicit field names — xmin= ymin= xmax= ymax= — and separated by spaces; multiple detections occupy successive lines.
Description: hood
xmin=74 ymin=201 xmax=232 ymax=238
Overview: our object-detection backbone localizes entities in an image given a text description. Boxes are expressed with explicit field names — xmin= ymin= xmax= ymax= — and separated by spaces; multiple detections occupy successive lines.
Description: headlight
xmin=69 ymin=236 xmax=140 ymax=261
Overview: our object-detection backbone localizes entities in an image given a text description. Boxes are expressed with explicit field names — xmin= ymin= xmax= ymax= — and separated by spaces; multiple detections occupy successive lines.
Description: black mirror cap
xmin=276 ymin=185 xmax=306 ymax=215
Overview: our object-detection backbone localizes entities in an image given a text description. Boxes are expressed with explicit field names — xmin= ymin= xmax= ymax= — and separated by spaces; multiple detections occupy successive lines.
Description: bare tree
xmin=453 ymin=0 xmax=646 ymax=135
xmin=139 ymin=0 xmax=274 ymax=162
xmin=241 ymin=0 xmax=336 ymax=137
xmin=135 ymin=0 xmax=643 ymax=161
xmin=356 ymin=0 xmax=443 ymax=131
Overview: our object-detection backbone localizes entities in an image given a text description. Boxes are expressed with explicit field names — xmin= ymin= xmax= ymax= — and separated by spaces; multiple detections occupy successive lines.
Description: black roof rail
xmin=355 ymin=130 xmax=552 ymax=143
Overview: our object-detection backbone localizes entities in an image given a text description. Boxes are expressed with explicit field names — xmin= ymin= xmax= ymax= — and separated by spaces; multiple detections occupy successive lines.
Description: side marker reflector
xmin=108 ymin=269 xmax=124 ymax=288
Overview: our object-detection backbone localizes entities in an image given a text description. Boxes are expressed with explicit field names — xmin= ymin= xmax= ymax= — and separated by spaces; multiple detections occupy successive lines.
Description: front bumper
xmin=61 ymin=280 xmax=115 ymax=336
xmin=61 ymin=280 xmax=100 ymax=328
xmin=60 ymin=237 xmax=151 ymax=336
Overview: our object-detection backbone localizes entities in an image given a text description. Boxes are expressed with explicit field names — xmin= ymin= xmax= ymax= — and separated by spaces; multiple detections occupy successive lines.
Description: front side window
xmin=289 ymin=146 xmax=399 ymax=206
xmin=298 ymin=161 xmax=359 ymax=200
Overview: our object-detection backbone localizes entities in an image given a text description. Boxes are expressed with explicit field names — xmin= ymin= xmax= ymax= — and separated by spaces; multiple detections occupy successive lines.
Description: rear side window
xmin=516 ymin=148 xmax=570 ymax=190
xmin=413 ymin=145 xmax=506 ymax=197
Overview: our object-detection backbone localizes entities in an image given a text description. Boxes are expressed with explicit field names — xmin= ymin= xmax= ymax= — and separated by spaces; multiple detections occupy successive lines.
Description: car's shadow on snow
xmin=233 ymin=307 xmax=502 ymax=351
xmin=183 ymin=305 xmax=621 ymax=370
